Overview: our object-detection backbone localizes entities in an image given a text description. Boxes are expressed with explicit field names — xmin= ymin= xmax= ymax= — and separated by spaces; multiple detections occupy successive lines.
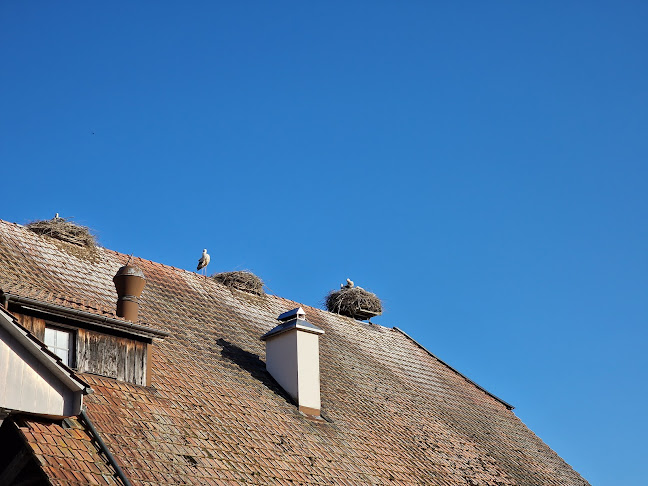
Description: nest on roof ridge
xmin=26 ymin=216 xmax=98 ymax=261
xmin=212 ymin=271 xmax=264 ymax=295
xmin=27 ymin=217 xmax=97 ymax=248
xmin=325 ymin=286 xmax=382 ymax=320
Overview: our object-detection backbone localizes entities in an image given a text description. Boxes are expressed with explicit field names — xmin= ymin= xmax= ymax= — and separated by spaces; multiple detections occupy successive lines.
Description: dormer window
xmin=44 ymin=326 xmax=74 ymax=367
xmin=5 ymin=294 xmax=168 ymax=386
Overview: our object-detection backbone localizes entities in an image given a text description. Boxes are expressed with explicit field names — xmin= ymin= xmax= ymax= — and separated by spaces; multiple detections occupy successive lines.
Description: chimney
xmin=261 ymin=307 xmax=325 ymax=417
xmin=113 ymin=265 xmax=146 ymax=322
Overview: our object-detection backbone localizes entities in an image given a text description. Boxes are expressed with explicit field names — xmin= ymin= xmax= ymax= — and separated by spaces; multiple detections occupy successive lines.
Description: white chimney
xmin=261 ymin=307 xmax=324 ymax=417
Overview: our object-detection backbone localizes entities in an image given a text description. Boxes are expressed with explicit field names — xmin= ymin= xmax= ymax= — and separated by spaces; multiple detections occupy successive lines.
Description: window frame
xmin=43 ymin=324 xmax=76 ymax=368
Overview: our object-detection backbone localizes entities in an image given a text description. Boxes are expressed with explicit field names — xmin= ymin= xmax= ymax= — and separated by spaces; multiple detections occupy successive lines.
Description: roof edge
xmin=80 ymin=408 xmax=132 ymax=486
xmin=4 ymin=293 xmax=169 ymax=340
xmin=0 ymin=307 xmax=90 ymax=394
xmin=392 ymin=327 xmax=514 ymax=410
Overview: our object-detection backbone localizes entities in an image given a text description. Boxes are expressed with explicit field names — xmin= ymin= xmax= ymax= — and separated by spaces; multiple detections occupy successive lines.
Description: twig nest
xmin=325 ymin=287 xmax=383 ymax=320
xmin=27 ymin=217 xmax=96 ymax=248
xmin=27 ymin=216 xmax=99 ymax=262
xmin=212 ymin=271 xmax=264 ymax=295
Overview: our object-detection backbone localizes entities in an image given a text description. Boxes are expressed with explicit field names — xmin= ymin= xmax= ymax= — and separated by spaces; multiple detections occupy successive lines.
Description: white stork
xmin=197 ymin=249 xmax=210 ymax=275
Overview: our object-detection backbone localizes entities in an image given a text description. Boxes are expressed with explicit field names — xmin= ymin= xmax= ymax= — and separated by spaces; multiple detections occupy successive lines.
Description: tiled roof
xmin=14 ymin=416 xmax=122 ymax=485
xmin=0 ymin=219 xmax=590 ymax=485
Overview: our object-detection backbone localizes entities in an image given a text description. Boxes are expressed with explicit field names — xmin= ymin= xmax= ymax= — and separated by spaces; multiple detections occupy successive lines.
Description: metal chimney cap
xmin=114 ymin=265 xmax=145 ymax=279
xmin=278 ymin=307 xmax=306 ymax=322
xmin=261 ymin=318 xmax=324 ymax=341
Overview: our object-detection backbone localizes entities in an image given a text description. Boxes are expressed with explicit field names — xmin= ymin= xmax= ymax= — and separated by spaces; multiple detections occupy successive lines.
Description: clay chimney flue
xmin=113 ymin=265 xmax=146 ymax=322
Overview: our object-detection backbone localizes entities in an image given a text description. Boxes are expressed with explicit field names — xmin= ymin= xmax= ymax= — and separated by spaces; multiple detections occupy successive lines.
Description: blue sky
xmin=2 ymin=2 xmax=647 ymax=484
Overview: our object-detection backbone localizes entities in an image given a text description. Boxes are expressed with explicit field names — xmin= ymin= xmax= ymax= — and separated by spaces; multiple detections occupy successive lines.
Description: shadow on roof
xmin=216 ymin=338 xmax=295 ymax=407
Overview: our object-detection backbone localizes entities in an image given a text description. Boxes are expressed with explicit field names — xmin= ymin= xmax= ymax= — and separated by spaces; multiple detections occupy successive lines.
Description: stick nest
xmin=27 ymin=217 xmax=96 ymax=247
xmin=325 ymin=287 xmax=383 ymax=319
xmin=26 ymin=217 xmax=98 ymax=261
xmin=212 ymin=271 xmax=264 ymax=295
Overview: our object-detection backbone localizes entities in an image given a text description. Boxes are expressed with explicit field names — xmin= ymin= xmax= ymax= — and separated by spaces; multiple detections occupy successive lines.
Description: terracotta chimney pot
xmin=113 ymin=265 xmax=146 ymax=322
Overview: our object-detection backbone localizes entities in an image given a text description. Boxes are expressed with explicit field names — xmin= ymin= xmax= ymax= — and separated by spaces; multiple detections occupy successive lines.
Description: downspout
xmin=79 ymin=408 xmax=132 ymax=486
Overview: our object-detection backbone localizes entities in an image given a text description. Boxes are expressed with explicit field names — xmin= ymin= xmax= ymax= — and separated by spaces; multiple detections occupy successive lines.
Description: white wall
xmin=265 ymin=331 xmax=298 ymax=402
xmin=296 ymin=331 xmax=321 ymax=411
xmin=265 ymin=327 xmax=321 ymax=414
xmin=0 ymin=325 xmax=80 ymax=417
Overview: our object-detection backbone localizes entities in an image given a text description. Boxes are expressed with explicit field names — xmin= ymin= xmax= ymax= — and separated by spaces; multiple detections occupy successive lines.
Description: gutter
xmin=393 ymin=327 xmax=515 ymax=410
xmin=80 ymin=408 xmax=132 ymax=486
xmin=4 ymin=293 xmax=168 ymax=340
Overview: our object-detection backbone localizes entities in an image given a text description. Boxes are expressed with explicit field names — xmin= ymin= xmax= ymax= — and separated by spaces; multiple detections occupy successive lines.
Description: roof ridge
xmin=104 ymin=247 xmax=218 ymax=280
xmin=103 ymin=247 xmax=326 ymax=320
xmin=4 ymin=218 xmax=394 ymax=332
xmin=0 ymin=219 xmax=25 ymax=228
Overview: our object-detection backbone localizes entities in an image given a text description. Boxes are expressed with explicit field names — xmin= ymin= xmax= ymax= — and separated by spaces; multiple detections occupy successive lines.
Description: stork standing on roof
xmin=197 ymin=249 xmax=210 ymax=275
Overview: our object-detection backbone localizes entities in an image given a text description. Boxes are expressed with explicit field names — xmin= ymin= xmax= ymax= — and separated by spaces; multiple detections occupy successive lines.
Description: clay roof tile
xmin=0 ymin=219 xmax=589 ymax=486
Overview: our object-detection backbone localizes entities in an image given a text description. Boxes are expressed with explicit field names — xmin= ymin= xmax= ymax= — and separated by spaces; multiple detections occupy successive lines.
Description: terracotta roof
xmin=0 ymin=219 xmax=590 ymax=485
xmin=13 ymin=416 xmax=122 ymax=485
